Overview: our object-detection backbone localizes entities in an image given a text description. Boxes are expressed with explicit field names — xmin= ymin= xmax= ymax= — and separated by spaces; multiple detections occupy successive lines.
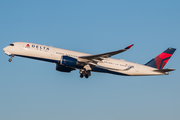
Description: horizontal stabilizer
xmin=153 ymin=68 xmax=175 ymax=73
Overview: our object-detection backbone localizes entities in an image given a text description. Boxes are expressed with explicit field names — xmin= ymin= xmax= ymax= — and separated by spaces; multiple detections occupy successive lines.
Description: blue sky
xmin=0 ymin=0 xmax=179 ymax=120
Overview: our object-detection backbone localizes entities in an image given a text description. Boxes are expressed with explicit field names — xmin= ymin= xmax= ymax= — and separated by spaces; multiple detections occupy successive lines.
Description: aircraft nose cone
xmin=3 ymin=47 xmax=7 ymax=52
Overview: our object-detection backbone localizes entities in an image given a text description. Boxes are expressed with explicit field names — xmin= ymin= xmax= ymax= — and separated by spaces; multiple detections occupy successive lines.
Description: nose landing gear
xmin=8 ymin=55 xmax=14 ymax=62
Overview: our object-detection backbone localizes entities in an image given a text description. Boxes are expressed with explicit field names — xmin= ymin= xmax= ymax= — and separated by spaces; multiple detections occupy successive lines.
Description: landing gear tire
xmin=8 ymin=59 xmax=12 ymax=62
xmin=79 ymin=69 xmax=91 ymax=78
xmin=85 ymin=74 xmax=89 ymax=78
xmin=80 ymin=74 xmax=84 ymax=78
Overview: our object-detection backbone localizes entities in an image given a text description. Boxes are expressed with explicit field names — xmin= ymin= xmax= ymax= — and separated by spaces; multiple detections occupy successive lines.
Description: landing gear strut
xmin=8 ymin=55 xmax=14 ymax=62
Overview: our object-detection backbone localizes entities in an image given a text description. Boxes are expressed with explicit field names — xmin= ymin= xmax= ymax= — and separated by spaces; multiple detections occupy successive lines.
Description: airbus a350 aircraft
xmin=3 ymin=42 xmax=176 ymax=78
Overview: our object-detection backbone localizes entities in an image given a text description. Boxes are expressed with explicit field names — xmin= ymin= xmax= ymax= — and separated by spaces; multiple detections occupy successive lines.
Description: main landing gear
xmin=8 ymin=55 xmax=14 ymax=62
xmin=79 ymin=69 xmax=91 ymax=78
xmin=79 ymin=64 xmax=92 ymax=78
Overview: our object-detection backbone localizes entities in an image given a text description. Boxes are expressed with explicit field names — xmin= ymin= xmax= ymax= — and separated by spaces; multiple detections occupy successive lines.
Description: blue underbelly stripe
xmin=15 ymin=55 xmax=59 ymax=63
xmin=15 ymin=54 xmax=130 ymax=76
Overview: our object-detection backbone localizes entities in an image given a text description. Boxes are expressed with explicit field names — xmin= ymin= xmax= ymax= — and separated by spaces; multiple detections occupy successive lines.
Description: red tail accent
xmin=154 ymin=56 xmax=162 ymax=69
xmin=164 ymin=59 xmax=169 ymax=64
xmin=145 ymin=48 xmax=176 ymax=69
xmin=158 ymin=53 xmax=172 ymax=59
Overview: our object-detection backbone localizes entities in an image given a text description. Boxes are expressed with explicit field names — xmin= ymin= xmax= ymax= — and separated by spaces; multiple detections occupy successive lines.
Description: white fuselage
xmin=3 ymin=42 xmax=166 ymax=76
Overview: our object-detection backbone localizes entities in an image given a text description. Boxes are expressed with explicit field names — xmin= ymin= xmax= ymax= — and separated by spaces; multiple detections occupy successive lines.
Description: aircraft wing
xmin=79 ymin=44 xmax=134 ymax=61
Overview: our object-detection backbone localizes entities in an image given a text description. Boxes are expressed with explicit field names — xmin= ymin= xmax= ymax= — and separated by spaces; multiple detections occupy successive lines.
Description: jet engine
xmin=60 ymin=56 xmax=78 ymax=67
xmin=56 ymin=64 xmax=75 ymax=72
xmin=56 ymin=56 xmax=78 ymax=72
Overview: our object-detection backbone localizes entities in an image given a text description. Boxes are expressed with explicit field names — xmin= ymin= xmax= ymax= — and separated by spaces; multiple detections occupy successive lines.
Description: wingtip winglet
xmin=125 ymin=44 xmax=134 ymax=49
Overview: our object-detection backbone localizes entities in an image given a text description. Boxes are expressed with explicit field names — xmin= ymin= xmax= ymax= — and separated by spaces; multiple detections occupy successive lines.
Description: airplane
xmin=3 ymin=42 xmax=176 ymax=78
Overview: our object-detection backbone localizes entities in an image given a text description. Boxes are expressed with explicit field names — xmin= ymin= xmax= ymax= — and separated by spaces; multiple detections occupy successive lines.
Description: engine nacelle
xmin=56 ymin=64 xmax=75 ymax=72
xmin=56 ymin=56 xmax=77 ymax=72
xmin=60 ymin=56 xmax=78 ymax=67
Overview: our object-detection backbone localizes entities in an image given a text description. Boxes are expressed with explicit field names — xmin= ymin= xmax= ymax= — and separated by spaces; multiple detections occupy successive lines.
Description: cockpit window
xmin=9 ymin=44 xmax=14 ymax=46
